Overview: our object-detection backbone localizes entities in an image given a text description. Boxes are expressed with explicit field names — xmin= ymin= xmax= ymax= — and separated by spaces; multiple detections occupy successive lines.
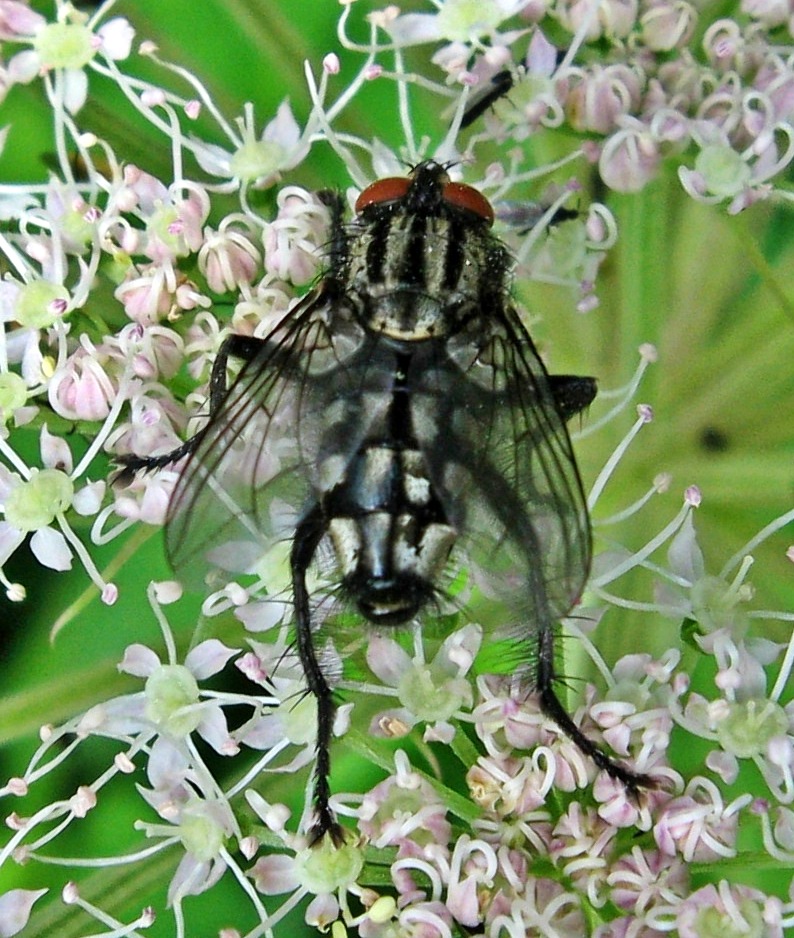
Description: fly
xmin=460 ymin=69 xmax=514 ymax=128
xmin=116 ymin=161 xmax=653 ymax=843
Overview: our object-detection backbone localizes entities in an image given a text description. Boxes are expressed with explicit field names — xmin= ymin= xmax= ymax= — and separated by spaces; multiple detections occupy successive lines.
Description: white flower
xmin=194 ymin=101 xmax=311 ymax=189
xmin=8 ymin=6 xmax=133 ymax=113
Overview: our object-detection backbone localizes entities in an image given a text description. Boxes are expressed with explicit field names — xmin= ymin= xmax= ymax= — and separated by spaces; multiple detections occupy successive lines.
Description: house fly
xmin=116 ymin=161 xmax=652 ymax=843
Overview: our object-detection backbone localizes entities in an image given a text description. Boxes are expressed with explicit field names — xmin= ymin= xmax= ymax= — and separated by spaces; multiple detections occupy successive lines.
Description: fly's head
xmin=342 ymin=161 xmax=510 ymax=342
xmin=354 ymin=161 xmax=494 ymax=224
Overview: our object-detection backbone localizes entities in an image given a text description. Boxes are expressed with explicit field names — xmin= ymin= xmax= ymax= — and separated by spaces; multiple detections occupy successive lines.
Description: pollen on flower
xmin=34 ymin=22 xmax=96 ymax=70
xmin=715 ymin=699 xmax=789 ymax=759
xmin=13 ymin=280 xmax=70 ymax=329
xmin=230 ymin=140 xmax=286 ymax=184
xmin=143 ymin=664 xmax=202 ymax=737
xmin=3 ymin=469 xmax=74 ymax=532
xmin=397 ymin=661 xmax=466 ymax=722
xmin=694 ymin=143 xmax=753 ymax=197
xmin=178 ymin=800 xmax=229 ymax=862
xmin=0 ymin=373 xmax=28 ymax=421
xmin=435 ymin=0 xmax=505 ymax=43
xmin=293 ymin=838 xmax=364 ymax=895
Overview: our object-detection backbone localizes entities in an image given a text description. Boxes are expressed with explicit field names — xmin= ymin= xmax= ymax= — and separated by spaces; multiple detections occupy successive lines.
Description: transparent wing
xmin=165 ymin=288 xmax=379 ymax=588
xmin=410 ymin=303 xmax=591 ymax=631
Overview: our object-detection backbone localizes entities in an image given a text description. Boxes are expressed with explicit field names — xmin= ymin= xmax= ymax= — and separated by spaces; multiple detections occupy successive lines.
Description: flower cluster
xmin=353 ymin=0 xmax=794 ymax=210
xmin=3 ymin=498 xmax=794 ymax=936
xmin=0 ymin=0 xmax=792 ymax=935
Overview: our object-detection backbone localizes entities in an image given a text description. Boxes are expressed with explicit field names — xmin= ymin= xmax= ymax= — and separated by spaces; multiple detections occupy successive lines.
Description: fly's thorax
xmin=344 ymin=210 xmax=507 ymax=341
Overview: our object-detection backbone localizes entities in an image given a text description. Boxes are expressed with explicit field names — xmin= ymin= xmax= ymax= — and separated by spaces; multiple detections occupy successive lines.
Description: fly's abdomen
xmin=326 ymin=444 xmax=456 ymax=624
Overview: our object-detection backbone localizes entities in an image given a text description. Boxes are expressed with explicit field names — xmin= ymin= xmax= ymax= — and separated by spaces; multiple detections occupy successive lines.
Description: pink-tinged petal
xmin=306 ymin=894 xmax=339 ymax=929
xmin=121 ymin=165 xmax=169 ymax=212
xmin=7 ymin=50 xmax=39 ymax=84
xmin=424 ymin=721 xmax=455 ymax=743
xmin=666 ymin=513 xmax=704 ymax=583
xmin=78 ymin=693 xmax=146 ymax=735
xmin=62 ymin=68 xmax=88 ymax=115
xmin=97 ymin=17 xmax=134 ymax=59
xmin=167 ymin=854 xmax=225 ymax=905
xmin=40 ymin=426 xmax=73 ymax=473
xmin=30 ymin=526 xmax=72 ymax=571
xmin=0 ymin=522 xmax=24 ymax=566
xmin=653 ymin=809 xmax=683 ymax=856
xmin=594 ymin=775 xmax=639 ymax=827
xmin=236 ymin=651 xmax=268 ymax=685
xmin=383 ymin=12 xmax=441 ymax=44
xmin=599 ymin=126 xmax=660 ymax=192
xmin=185 ymin=639 xmax=240 ymax=679
xmin=526 ymin=28 xmax=557 ymax=77
xmin=72 ymin=481 xmax=104 ymax=516
xmin=51 ymin=357 xmax=114 ymax=420
xmin=197 ymin=705 xmax=239 ymax=755
xmin=435 ymin=623 xmax=482 ymax=674
xmin=706 ymin=749 xmax=739 ymax=785
xmin=235 ymin=599 xmax=289 ymax=632
xmin=0 ymin=888 xmax=47 ymax=937
xmin=192 ymin=140 xmax=233 ymax=177
xmin=147 ymin=735 xmax=191 ymax=791
xmin=366 ymin=634 xmax=411 ymax=686
xmin=333 ymin=702 xmax=353 ymax=735
xmin=249 ymin=854 xmax=299 ymax=895
xmin=447 ymin=875 xmax=481 ymax=928
xmin=20 ymin=333 xmax=43 ymax=385
xmin=0 ymin=282 xmax=19 ymax=322
xmin=263 ymin=100 xmax=300 ymax=149
xmin=138 ymin=481 xmax=170 ymax=525
xmin=601 ymin=722 xmax=631 ymax=755
xmin=235 ymin=713 xmax=287 ymax=750
xmin=612 ymin=653 xmax=652 ymax=683
xmin=0 ymin=2 xmax=46 ymax=38
xmin=271 ymin=747 xmax=315 ymax=774
xmin=118 ymin=642 xmax=160 ymax=677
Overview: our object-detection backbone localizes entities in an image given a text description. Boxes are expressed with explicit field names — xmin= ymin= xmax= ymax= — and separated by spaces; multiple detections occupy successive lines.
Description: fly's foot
xmin=111 ymin=453 xmax=155 ymax=486
xmin=538 ymin=685 xmax=659 ymax=799
xmin=307 ymin=809 xmax=346 ymax=848
xmin=591 ymin=748 xmax=659 ymax=799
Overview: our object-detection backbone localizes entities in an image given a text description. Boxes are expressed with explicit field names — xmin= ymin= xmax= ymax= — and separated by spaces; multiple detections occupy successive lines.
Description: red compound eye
xmin=355 ymin=176 xmax=412 ymax=214
xmin=442 ymin=182 xmax=494 ymax=225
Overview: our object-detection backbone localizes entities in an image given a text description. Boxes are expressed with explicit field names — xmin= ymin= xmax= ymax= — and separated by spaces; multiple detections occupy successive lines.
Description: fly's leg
xmin=447 ymin=440 xmax=655 ymax=794
xmin=316 ymin=189 xmax=348 ymax=277
xmin=518 ymin=547 xmax=656 ymax=793
xmin=533 ymin=606 xmax=656 ymax=793
xmin=291 ymin=505 xmax=344 ymax=846
xmin=113 ymin=334 xmax=267 ymax=482
xmin=541 ymin=377 xmax=656 ymax=788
